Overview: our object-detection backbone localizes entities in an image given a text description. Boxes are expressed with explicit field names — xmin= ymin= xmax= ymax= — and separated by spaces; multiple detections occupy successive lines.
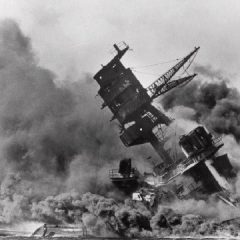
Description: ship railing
xmin=161 ymin=158 xmax=197 ymax=183
xmin=109 ymin=169 xmax=137 ymax=179
xmin=155 ymin=138 xmax=224 ymax=184
xmin=212 ymin=136 xmax=223 ymax=148
xmin=183 ymin=136 xmax=223 ymax=164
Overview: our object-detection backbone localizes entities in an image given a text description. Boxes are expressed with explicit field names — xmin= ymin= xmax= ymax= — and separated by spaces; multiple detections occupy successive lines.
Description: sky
xmin=0 ymin=0 xmax=240 ymax=87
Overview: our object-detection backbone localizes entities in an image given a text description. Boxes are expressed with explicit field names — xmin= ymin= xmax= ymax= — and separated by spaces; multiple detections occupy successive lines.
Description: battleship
xmin=93 ymin=42 xmax=237 ymax=208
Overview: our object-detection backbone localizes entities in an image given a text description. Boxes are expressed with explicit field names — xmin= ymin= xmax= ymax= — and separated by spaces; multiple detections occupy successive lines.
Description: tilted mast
xmin=94 ymin=43 xmax=199 ymax=165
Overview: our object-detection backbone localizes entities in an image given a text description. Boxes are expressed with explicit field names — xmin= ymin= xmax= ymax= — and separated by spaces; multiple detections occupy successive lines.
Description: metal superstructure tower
xmin=94 ymin=43 xmax=199 ymax=165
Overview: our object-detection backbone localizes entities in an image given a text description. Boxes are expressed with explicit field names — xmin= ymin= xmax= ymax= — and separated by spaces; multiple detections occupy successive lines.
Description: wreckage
xmin=93 ymin=42 xmax=237 ymax=207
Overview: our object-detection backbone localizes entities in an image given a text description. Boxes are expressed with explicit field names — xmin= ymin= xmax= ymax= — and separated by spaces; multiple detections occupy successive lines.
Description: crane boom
xmin=147 ymin=47 xmax=200 ymax=97
xmin=150 ymin=74 xmax=197 ymax=99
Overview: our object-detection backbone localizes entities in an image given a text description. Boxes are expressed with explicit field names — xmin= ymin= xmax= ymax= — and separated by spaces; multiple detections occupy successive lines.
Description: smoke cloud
xmin=0 ymin=18 xmax=157 ymax=224
xmin=161 ymin=65 xmax=240 ymax=142
xmin=1 ymin=19 xmax=240 ymax=238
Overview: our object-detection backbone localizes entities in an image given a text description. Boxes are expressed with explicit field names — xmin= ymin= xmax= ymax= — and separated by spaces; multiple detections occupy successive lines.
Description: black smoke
xmin=161 ymin=66 xmax=240 ymax=142
xmin=30 ymin=192 xmax=240 ymax=237
xmin=0 ymin=18 xmax=157 ymax=222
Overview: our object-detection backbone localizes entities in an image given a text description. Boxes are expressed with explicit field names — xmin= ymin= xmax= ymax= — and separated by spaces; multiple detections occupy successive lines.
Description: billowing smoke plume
xmin=161 ymin=65 xmax=240 ymax=142
xmin=0 ymin=18 xmax=112 ymax=195
xmin=29 ymin=191 xmax=240 ymax=237
xmin=0 ymin=19 xmax=156 ymax=223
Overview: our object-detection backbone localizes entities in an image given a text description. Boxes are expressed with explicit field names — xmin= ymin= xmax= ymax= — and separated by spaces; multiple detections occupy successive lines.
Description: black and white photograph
xmin=0 ymin=0 xmax=239 ymax=239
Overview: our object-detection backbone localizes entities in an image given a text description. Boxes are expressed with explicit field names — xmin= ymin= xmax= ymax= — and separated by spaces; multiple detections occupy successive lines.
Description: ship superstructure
xmin=94 ymin=43 xmax=198 ymax=164
xmin=93 ymin=43 xmax=237 ymax=206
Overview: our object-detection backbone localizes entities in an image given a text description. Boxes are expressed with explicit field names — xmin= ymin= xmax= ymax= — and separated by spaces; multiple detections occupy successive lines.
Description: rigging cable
xmin=131 ymin=69 xmax=161 ymax=76
xmin=130 ymin=58 xmax=180 ymax=69
xmin=131 ymin=51 xmax=197 ymax=80
xmin=180 ymin=51 xmax=198 ymax=77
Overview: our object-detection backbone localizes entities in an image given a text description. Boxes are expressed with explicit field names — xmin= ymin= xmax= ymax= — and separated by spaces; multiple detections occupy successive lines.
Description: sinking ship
xmin=93 ymin=42 xmax=237 ymax=207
